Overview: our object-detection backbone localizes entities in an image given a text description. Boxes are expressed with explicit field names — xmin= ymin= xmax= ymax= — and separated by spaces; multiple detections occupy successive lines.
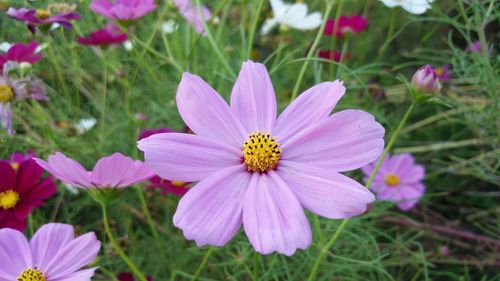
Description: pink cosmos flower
xmin=77 ymin=23 xmax=128 ymax=46
xmin=411 ymin=64 xmax=441 ymax=94
xmin=466 ymin=40 xmax=482 ymax=53
xmin=324 ymin=15 xmax=367 ymax=38
xmin=172 ymin=0 xmax=212 ymax=34
xmin=0 ymin=41 xmax=43 ymax=72
xmin=362 ymin=153 xmax=425 ymax=211
xmin=118 ymin=272 xmax=154 ymax=281
xmin=90 ymin=0 xmax=157 ymax=21
xmin=1 ymin=62 xmax=47 ymax=134
xmin=34 ymin=152 xmax=154 ymax=189
xmin=0 ymin=156 xmax=56 ymax=231
xmin=138 ymin=60 xmax=385 ymax=255
xmin=435 ymin=64 xmax=451 ymax=81
xmin=318 ymin=49 xmax=350 ymax=62
xmin=7 ymin=7 xmax=80 ymax=32
xmin=0 ymin=223 xmax=100 ymax=280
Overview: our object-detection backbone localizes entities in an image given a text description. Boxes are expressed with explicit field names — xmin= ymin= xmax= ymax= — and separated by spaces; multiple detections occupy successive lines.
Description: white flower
xmin=123 ymin=40 xmax=133 ymax=51
xmin=379 ymin=0 xmax=434 ymax=14
xmin=162 ymin=20 xmax=178 ymax=33
xmin=74 ymin=118 xmax=96 ymax=135
xmin=261 ymin=0 xmax=322 ymax=35
xmin=0 ymin=42 xmax=12 ymax=52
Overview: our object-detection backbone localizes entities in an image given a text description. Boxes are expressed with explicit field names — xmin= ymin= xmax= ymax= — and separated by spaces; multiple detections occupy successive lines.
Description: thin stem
xmin=290 ymin=0 xmax=335 ymax=101
xmin=252 ymin=251 xmax=260 ymax=281
xmin=101 ymin=202 xmax=148 ymax=281
xmin=192 ymin=247 xmax=214 ymax=281
xmin=306 ymin=101 xmax=417 ymax=281
xmin=247 ymin=0 xmax=265 ymax=59
xmin=377 ymin=9 xmax=397 ymax=60
xmin=136 ymin=188 xmax=164 ymax=254
xmin=335 ymin=39 xmax=349 ymax=78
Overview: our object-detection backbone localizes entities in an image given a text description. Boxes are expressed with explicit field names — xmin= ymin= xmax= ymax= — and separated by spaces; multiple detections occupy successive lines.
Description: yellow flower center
xmin=171 ymin=180 xmax=186 ymax=187
xmin=435 ymin=68 xmax=443 ymax=76
xmin=385 ymin=173 xmax=400 ymax=187
xmin=0 ymin=84 xmax=14 ymax=103
xmin=11 ymin=162 xmax=20 ymax=171
xmin=243 ymin=131 xmax=282 ymax=173
xmin=35 ymin=9 xmax=52 ymax=19
xmin=17 ymin=268 xmax=46 ymax=281
xmin=0 ymin=190 xmax=20 ymax=209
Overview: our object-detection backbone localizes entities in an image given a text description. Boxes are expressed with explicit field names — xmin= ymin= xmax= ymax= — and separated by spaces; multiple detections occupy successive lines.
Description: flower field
xmin=0 ymin=0 xmax=498 ymax=280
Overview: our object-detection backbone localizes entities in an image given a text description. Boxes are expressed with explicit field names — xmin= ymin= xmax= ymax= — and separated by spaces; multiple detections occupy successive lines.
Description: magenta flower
xmin=411 ymin=64 xmax=441 ymax=94
xmin=146 ymin=176 xmax=189 ymax=196
xmin=34 ymin=152 xmax=153 ymax=189
xmin=118 ymin=272 xmax=154 ymax=281
xmin=138 ymin=60 xmax=385 ymax=255
xmin=466 ymin=40 xmax=482 ymax=53
xmin=77 ymin=23 xmax=128 ymax=46
xmin=0 ymin=41 xmax=42 ymax=72
xmin=7 ymin=7 xmax=80 ymax=32
xmin=318 ymin=49 xmax=350 ymax=62
xmin=0 ymin=156 xmax=56 ymax=231
xmin=0 ymin=223 xmax=100 ymax=280
xmin=9 ymin=151 xmax=37 ymax=169
xmin=362 ymin=153 xmax=425 ymax=211
xmin=138 ymin=127 xmax=175 ymax=141
xmin=1 ymin=62 xmax=48 ymax=134
xmin=90 ymin=0 xmax=157 ymax=21
xmin=325 ymin=15 xmax=368 ymax=38
xmin=172 ymin=0 xmax=212 ymax=34
xmin=435 ymin=65 xmax=451 ymax=81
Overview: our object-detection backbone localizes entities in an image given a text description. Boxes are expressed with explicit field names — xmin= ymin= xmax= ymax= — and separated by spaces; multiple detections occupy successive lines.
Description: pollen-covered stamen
xmin=243 ymin=131 xmax=282 ymax=173
xmin=0 ymin=190 xmax=20 ymax=209
xmin=17 ymin=268 xmax=46 ymax=281
xmin=35 ymin=9 xmax=52 ymax=19
xmin=0 ymin=84 xmax=14 ymax=103
xmin=385 ymin=173 xmax=400 ymax=187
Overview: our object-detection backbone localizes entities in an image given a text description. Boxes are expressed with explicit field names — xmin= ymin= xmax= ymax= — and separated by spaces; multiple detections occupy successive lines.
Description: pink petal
xmin=396 ymin=183 xmax=425 ymax=211
xmin=90 ymin=153 xmax=152 ymax=188
xmin=34 ymin=153 xmax=92 ymax=188
xmin=139 ymin=133 xmax=242 ymax=182
xmin=30 ymin=223 xmax=75 ymax=273
xmin=173 ymin=166 xmax=250 ymax=246
xmin=43 ymin=231 xmax=100 ymax=278
xmin=90 ymin=0 xmax=115 ymax=19
xmin=230 ymin=61 xmax=276 ymax=133
xmin=274 ymin=81 xmax=345 ymax=143
xmin=0 ymin=228 xmax=32 ymax=279
xmin=50 ymin=268 xmax=97 ymax=281
xmin=0 ymin=161 xmax=16 ymax=192
xmin=176 ymin=73 xmax=247 ymax=148
xmin=282 ymin=109 xmax=385 ymax=172
xmin=15 ymin=159 xmax=43 ymax=194
xmin=243 ymin=171 xmax=311 ymax=256
xmin=279 ymin=161 xmax=375 ymax=219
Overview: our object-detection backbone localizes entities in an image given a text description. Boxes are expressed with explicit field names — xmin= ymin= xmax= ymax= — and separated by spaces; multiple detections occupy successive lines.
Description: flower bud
xmin=411 ymin=65 xmax=441 ymax=95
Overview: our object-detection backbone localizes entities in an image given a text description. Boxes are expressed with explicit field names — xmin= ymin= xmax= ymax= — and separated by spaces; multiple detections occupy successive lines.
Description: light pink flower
xmin=362 ymin=153 xmax=425 ymax=211
xmin=0 ymin=223 xmax=100 ymax=280
xmin=90 ymin=0 xmax=156 ymax=21
xmin=138 ymin=60 xmax=385 ymax=255
xmin=172 ymin=0 xmax=211 ymax=34
xmin=411 ymin=64 xmax=441 ymax=94
xmin=34 ymin=152 xmax=154 ymax=189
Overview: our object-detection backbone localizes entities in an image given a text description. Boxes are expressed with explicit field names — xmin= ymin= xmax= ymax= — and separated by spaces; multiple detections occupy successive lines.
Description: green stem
xmin=377 ymin=9 xmax=397 ymax=60
xmin=136 ymin=188 xmax=164 ymax=253
xmin=252 ymin=251 xmax=260 ymax=281
xmin=192 ymin=247 xmax=214 ymax=281
xmin=306 ymin=101 xmax=417 ymax=281
xmin=335 ymin=39 xmax=349 ymax=78
xmin=290 ymin=0 xmax=335 ymax=101
xmin=247 ymin=0 xmax=265 ymax=59
xmin=101 ymin=202 xmax=148 ymax=281
xmin=328 ymin=0 xmax=345 ymax=77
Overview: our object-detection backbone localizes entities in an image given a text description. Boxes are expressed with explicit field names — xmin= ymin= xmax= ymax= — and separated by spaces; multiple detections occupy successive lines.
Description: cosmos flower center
xmin=171 ymin=180 xmax=186 ymax=187
xmin=385 ymin=173 xmax=400 ymax=187
xmin=243 ymin=131 xmax=282 ymax=173
xmin=17 ymin=268 xmax=46 ymax=281
xmin=11 ymin=162 xmax=20 ymax=170
xmin=35 ymin=9 xmax=52 ymax=20
xmin=0 ymin=190 xmax=20 ymax=210
xmin=0 ymin=84 xmax=14 ymax=103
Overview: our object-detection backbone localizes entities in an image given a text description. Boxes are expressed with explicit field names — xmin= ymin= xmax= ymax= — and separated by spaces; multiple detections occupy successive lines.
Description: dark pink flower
xmin=77 ymin=23 xmax=128 ymax=46
xmin=7 ymin=7 xmax=80 ymax=32
xmin=466 ymin=40 xmax=482 ymax=53
xmin=117 ymin=272 xmax=153 ymax=281
xmin=318 ymin=50 xmax=349 ymax=62
xmin=90 ymin=0 xmax=157 ymax=21
xmin=146 ymin=176 xmax=189 ymax=196
xmin=9 ymin=151 xmax=37 ymax=170
xmin=435 ymin=65 xmax=451 ymax=81
xmin=0 ymin=41 xmax=42 ymax=72
xmin=0 ymin=158 xmax=56 ymax=231
xmin=324 ymin=15 xmax=367 ymax=38
xmin=138 ymin=128 xmax=174 ymax=141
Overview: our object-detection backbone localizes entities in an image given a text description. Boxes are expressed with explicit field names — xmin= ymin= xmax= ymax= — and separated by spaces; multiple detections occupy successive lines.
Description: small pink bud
xmin=411 ymin=64 xmax=441 ymax=94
